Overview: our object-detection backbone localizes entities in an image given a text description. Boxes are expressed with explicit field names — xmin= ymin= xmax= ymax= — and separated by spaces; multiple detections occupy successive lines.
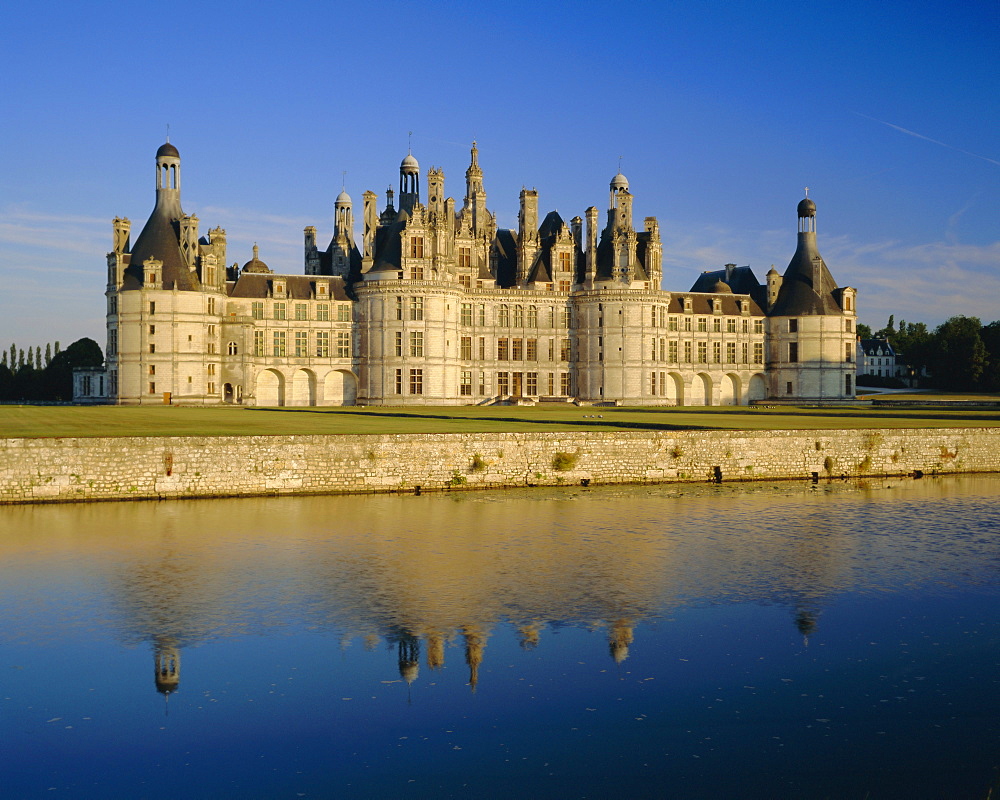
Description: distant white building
xmin=72 ymin=367 xmax=108 ymax=404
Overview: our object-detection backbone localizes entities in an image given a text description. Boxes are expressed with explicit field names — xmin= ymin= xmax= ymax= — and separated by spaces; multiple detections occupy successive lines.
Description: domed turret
xmin=610 ymin=172 xmax=629 ymax=191
xmin=241 ymin=243 xmax=271 ymax=274
xmin=712 ymin=279 xmax=733 ymax=294
xmin=156 ymin=141 xmax=179 ymax=159
xmin=335 ymin=189 xmax=352 ymax=206
xmin=400 ymin=153 xmax=420 ymax=174
xmin=797 ymin=197 xmax=816 ymax=218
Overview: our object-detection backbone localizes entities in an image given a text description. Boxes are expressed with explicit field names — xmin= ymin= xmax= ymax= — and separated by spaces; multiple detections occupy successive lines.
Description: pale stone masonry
xmin=2 ymin=429 xmax=998 ymax=504
xmin=102 ymin=142 xmax=857 ymax=407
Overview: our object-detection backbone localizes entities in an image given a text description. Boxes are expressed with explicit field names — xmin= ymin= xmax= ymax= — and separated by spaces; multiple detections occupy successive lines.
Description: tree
xmin=980 ymin=321 xmax=1000 ymax=392
xmin=44 ymin=337 xmax=105 ymax=401
xmin=927 ymin=316 xmax=987 ymax=391
xmin=856 ymin=323 xmax=873 ymax=340
xmin=44 ymin=343 xmax=51 ymax=367
xmin=9 ymin=343 xmax=15 ymax=368
xmin=0 ymin=362 xmax=12 ymax=401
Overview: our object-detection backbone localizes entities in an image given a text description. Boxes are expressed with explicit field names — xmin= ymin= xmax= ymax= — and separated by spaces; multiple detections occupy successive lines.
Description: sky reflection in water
xmin=1 ymin=476 xmax=998 ymax=799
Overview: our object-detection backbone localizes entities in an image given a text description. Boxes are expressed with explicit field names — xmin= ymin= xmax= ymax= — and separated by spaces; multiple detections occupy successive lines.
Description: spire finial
xmin=804 ymin=186 xmax=809 ymax=197
xmin=342 ymin=170 xmax=346 ymax=191
xmin=618 ymin=155 xmax=623 ymax=172
xmin=408 ymin=131 xmax=413 ymax=154
xmin=166 ymin=123 xmax=170 ymax=143
xmin=253 ymin=242 xmax=259 ymax=259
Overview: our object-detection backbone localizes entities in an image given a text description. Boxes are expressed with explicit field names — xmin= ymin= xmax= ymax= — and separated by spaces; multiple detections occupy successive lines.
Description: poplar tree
xmin=18 ymin=349 xmax=25 ymax=369
xmin=9 ymin=344 xmax=16 ymax=367
xmin=45 ymin=343 xmax=52 ymax=366
xmin=27 ymin=348 xmax=34 ymax=370
xmin=35 ymin=346 xmax=41 ymax=369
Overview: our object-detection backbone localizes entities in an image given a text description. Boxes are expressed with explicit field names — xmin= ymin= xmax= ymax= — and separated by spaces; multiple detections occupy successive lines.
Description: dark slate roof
xmin=689 ymin=265 xmax=761 ymax=295
xmin=594 ymin=235 xmax=614 ymax=280
xmin=227 ymin=274 xmax=350 ymax=301
xmin=527 ymin=249 xmax=552 ymax=284
xmin=492 ymin=229 xmax=517 ymax=287
xmin=858 ymin=339 xmax=896 ymax=358
xmin=122 ymin=201 xmax=198 ymax=291
xmin=370 ymin=218 xmax=405 ymax=273
xmin=668 ymin=294 xmax=765 ymax=316
xmin=770 ymin=232 xmax=842 ymax=316
xmin=156 ymin=142 xmax=179 ymax=158
xmin=538 ymin=210 xmax=565 ymax=241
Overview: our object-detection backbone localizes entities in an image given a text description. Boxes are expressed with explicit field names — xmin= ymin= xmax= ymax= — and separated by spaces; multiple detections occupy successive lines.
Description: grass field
xmin=1 ymin=402 xmax=998 ymax=439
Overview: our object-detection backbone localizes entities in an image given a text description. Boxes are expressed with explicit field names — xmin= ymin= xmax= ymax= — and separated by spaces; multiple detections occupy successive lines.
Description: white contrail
xmin=854 ymin=112 xmax=1000 ymax=168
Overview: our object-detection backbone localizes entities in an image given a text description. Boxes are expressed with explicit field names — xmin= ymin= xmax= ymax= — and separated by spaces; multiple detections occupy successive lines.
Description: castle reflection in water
xmin=3 ymin=479 xmax=981 ymax=700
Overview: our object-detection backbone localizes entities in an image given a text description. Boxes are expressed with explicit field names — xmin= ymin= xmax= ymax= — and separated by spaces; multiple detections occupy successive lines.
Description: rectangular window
xmin=207 ymin=297 xmax=216 ymax=315
xmin=726 ymin=342 xmax=737 ymax=363
xmin=684 ymin=317 xmax=692 ymax=332
xmin=669 ymin=316 xmax=678 ymax=332
xmin=558 ymin=252 xmax=571 ymax=273
xmin=316 ymin=331 xmax=330 ymax=357
xmin=845 ymin=343 xmax=854 ymax=363
xmin=754 ymin=342 xmax=764 ymax=363
xmin=458 ymin=246 xmax=471 ymax=269
xmin=149 ymin=324 xmax=155 ymax=335
xmin=668 ymin=340 xmax=678 ymax=362
xmin=754 ymin=320 xmax=764 ymax=334
xmin=512 ymin=338 xmax=523 ymax=360
xmin=547 ymin=373 xmax=555 ymax=395
xmin=560 ymin=338 xmax=570 ymax=362
xmin=149 ymin=302 xmax=155 ymax=315
xmin=713 ymin=342 xmax=722 ymax=363
xmin=497 ymin=337 xmax=509 ymax=360
xmin=742 ymin=319 xmax=750 ymax=333
xmin=273 ymin=302 xmax=286 ymax=320
xmin=786 ymin=381 xmax=794 ymax=395
xmin=338 ymin=304 xmax=351 ymax=322
xmin=497 ymin=372 xmax=510 ymax=395
xmin=149 ymin=382 xmax=156 ymax=394
xmin=459 ymin=274 xmax=472 ymax=289
xmin=697 ymin=317 xmax=707 ymax=332
xmin=410 ymin=264 xmax=424 ymax=280
xmin=498 ymin=305 xmax=510 ymax=326
xmin=789 ymin=319 xmax=798 ymax=333
xmin=207 ymin=363 xmax=216 ymax=376
xmin=410 ymin=237 xmax=424 ymax=258
xmin=478 ymin=305 xmax=487 ymax=326
xmin=478 ymin=337 xmax=486 ymax=360
xmin=408 ymin=297 xmax=424 ymax=321
xmin=742 ymin=342 xmax=749 ymax=363
xmin=651 ymin=371 xmax=657 ymax=395
xmin=395 ymin=368 xmax=403 ymax=394
xmin=846 ymin=374 xmax=853 ymax=394
xmin=316 ymin=303 xmax=330 ymax=321
xmin=561 ymin=307 xmax=571 ymax=328
xmin=207 ymin=382 xmax=216 ymax=395
xmin=337 ymin=332 xmax=350 ymax=358
xmin=713 ymin=318 xmax=722 ymax=333
xmin=295 ymin=331 xmax=308 ymax=357
xmin=526 ymin=372 xmax=538 ymax=395
xmin=558 ymin=280 xmax=571 ymax=292
xmin=461 ymin=336 xmax=473 ymax=360
xmin=789 ymin=342 xmax=799 ymax=362
xmin=254 ymin=330 xmax=265 ymax=357
xmin=659 ymin=338 xmax=666 ymax=362
xmin=698 ymin=342 xmax=708 ymax=363
xmin=394 ymin=331 xmax=403 ymax=357
xmin=684 ymin=341 xmax=692 ymax=363
xmin=460 ymin=303 xmax=473 ymax=326
xmin=149 ymin=343 xmax=155 ymax=354
xmin=295 ymin=303 xmax=307 ymax=321
xmin=108 ymin=329 xmax=118 ymax=355
xmin=460 ymin=370 xmax=473 ymax=396
xmin=395 ymin=296 xmax=404 ymax=320
xmin=513 ymin=305 xmax=524 ymax=327
xmin=727 ymin=318 xmax=737 ymax=333
xmin=845 ymin=318 xmax=853 ymax=333
xmin=273 ymin=331 xmax=286 ymax=357
xmin=547 ymin=339 xmax=555 ymax=361
xmin=409 ymin=369 xmax=423 ymax=394
xmin=560 ymin=373 xmax=571 ymax=395
xmin=527 ymin=306 xmax=538 ymax=327
xmin=651 ymin=337 xmax=657 ymax=361
xmin=148 ymin=364 xmax=156 ymax=376
xmin=526 ymin=339 xmax=537 ymax=361
xmin=409 ymin=331 xmax=424 ymax=357
xmin=479 ymin=371 xmax=487 ymax=395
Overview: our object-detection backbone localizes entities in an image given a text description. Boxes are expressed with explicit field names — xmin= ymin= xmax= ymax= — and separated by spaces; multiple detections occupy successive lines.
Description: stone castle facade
xmin=103 ymin=142 xmax=858 ymax=406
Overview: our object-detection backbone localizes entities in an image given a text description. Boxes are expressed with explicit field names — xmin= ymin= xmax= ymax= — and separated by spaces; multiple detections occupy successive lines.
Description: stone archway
xmin=721 ymin=373 xmax=741 ymax=406
xmin=256 ymin=369 xmax=285 ymax=407
xmin=322 ymin=370 xmax=358 ymax=406
xmin=748 ymin=373 xmax=767 ymax=402
xmin=665 ymin=372 xmax=685 ymax=406
xmin=695 ymin=373 xmax=713 ymax=406
xmin=290 ymin=369 xmax=317 ymax=406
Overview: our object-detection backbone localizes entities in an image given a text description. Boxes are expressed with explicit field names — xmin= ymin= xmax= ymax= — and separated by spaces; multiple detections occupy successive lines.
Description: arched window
xmin=227 ymin=341 xmax=238 ymax=355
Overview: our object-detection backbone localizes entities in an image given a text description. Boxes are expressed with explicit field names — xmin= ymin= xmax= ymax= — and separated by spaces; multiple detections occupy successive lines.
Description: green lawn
xmin=1 ymin=403 xmax=998 ymax=439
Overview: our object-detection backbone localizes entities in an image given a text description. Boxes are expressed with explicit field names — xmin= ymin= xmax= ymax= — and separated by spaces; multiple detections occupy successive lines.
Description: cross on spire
xmin=804 ymin=186 xmax=810 ymax=197
xmin=408 ymin=131 xmax=413 ymax=154
xmin=166 ymin=123 xmax=170 ymax=143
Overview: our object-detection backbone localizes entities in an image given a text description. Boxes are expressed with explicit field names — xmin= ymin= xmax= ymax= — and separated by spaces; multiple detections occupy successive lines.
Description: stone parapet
xmin=1 ymin=428 xmax=998 ymax=505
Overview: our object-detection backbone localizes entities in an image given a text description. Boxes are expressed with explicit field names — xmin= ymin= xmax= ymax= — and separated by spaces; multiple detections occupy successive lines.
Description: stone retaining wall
xmin=2 ymin=428 xmax=998 ymax=504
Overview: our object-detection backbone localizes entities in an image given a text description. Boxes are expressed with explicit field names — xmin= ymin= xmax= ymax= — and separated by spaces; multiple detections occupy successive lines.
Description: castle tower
xmin=153 ymin=637 xmax=181 ymax=696
xmin=767 ymin=195 xmax=857 ymax=399
xmin=399 ymin=152 xmax=420 ymax=214
xmin=516 ymin=189 xmax=539 ymax=286
xmin=464 ymin=141 xmax=488 ymax=238
xmin=607 ymin=172 xmax=636 ymax=284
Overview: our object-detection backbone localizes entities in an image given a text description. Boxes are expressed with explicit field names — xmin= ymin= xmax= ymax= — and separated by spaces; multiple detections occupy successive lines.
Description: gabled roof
xmin=858 ymin=339 xmax=896 ymax=357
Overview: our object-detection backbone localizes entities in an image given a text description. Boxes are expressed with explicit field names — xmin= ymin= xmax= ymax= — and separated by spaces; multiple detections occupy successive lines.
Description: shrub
xmin=552 ymin=451 xmax=578 ymax=471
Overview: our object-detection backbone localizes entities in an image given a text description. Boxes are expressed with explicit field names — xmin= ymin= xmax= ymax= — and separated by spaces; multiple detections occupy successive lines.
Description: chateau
xmin=102 ymin=142 xmax=858 ymax=406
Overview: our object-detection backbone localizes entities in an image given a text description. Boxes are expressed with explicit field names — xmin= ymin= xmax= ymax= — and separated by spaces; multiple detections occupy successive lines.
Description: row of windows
xmin=392 ymin=369 xmax=572 ymax=397
xmin=251 ymin=302 xmax=352 ymax=322
xmin=253 ymin=330 xmax=351 ymax=358
xmin=457 ymin=303 xmax=573 ymax=328
xmin=147 ymin=380 xmax=218 ymax=395
xmin=784 ymin=343 xmax=855 ymax=363
xmin=648 ymin=339 xmax=765 ymax=364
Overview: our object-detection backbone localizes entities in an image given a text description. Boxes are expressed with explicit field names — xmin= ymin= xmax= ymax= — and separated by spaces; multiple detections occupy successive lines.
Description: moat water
xmin=1 ymin=476 xmax=998 ymax=799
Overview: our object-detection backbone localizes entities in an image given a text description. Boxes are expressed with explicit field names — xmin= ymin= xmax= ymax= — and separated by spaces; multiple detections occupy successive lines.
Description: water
xmin=1 ymin=476 xmax=998 ymax=799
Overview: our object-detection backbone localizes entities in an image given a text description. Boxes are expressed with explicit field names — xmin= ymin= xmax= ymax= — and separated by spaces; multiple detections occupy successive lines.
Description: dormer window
xmin=275 ymin=281 xmax=285 ymax=296
xmin=713 ymin=299 xmax=722 ymax=313
xmin=318 ymin=283 xmax=327 ymax=297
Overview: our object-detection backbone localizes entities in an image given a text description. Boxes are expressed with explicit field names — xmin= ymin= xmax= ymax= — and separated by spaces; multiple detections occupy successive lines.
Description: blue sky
xmin=1 ymin=0 xmax=997 ymax=348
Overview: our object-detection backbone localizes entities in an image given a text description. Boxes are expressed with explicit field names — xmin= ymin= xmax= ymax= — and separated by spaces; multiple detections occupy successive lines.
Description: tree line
xmin=858 ymin=315 xmax=1000 ymax=392
xmin=0 ymin=338 xmax=104 ymax=402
